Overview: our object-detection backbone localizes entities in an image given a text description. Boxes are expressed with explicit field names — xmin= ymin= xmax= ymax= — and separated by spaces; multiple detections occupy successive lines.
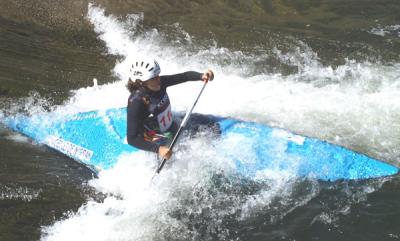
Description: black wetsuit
xmin=127 ymin=71 xmax=203 ymax=153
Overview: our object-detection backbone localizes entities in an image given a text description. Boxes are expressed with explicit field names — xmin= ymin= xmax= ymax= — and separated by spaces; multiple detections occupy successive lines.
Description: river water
xmin=1 ymin=1 xmax=400 ymax=241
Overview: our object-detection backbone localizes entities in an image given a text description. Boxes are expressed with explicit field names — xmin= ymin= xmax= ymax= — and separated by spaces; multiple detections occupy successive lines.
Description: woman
xmin=126 ymin=59 xmax=214 ymax=160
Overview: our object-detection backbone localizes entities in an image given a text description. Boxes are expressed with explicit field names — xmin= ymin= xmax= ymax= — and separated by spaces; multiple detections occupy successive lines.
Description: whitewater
xmin=1 ymin=4 xmax=397 ymax=241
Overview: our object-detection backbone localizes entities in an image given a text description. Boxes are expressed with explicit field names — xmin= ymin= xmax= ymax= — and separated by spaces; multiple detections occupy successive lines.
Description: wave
xmin=36 ymin=4 xmax=400 ymax=241
xmin=369 ymin=25 xmax=400 ymax=38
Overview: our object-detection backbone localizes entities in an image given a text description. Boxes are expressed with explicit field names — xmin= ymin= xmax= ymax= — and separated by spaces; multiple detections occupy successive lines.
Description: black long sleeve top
xmin=126 ymin=71 xmax=203 ymax=153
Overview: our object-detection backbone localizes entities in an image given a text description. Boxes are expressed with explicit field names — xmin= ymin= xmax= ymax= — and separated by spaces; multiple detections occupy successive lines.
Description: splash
xmin=369 ymin=25 xmax=400 ymax=38
xmin=0 ymin=185 xmax=42 ymax=201
xmin=86 ymin=5 xmax=399 ymax=164
xmin=0 ymin=3 xmax=395 ymax=241
xmin=41 ymin=136 xmax=313 ymax=241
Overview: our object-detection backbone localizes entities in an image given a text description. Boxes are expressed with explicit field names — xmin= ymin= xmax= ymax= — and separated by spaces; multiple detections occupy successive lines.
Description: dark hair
xmin=126 ymin=78 xmax=145 ymax=93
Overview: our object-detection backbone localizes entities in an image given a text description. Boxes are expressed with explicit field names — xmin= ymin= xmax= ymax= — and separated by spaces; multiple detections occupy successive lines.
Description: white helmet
xmin=129 ymin=59 xmax=161 ymax=81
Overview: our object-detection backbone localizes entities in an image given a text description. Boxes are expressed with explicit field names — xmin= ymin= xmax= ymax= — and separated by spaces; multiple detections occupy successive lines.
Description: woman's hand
xmin=158 ymin=146 xmax=172 ymax=159
xmin=202 ymin=69 xmax=214 ymax=82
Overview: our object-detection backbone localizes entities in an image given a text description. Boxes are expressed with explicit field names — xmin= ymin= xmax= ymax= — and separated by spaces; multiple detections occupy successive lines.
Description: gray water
xmin=1 ymin=1 xmax=400 ymax=241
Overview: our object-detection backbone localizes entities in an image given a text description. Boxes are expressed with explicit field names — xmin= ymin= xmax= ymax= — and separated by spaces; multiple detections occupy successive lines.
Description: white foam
xmin=73 ymin=6 xmax=400 ymax=164
xmin=4 ymin=133 xmax=31 ymax=143
xmin=42 ymin=136 xmax=300 ymax=241
xmin=369 ymin=24 xmax=400 ymax=37
xmin=0 ymin=186 xmax=42 ymax=201
xmin=35 ymin=4 xmax=400 ymax=240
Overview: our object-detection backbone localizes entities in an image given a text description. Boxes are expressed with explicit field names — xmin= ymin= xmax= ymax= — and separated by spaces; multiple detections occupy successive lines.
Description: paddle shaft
xmin=155 ymin=81 xmax=208 ymax=174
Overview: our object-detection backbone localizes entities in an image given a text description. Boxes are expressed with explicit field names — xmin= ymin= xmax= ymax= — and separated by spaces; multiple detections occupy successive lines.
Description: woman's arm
xmin=160 ymin=71 xmax=203 ymax=88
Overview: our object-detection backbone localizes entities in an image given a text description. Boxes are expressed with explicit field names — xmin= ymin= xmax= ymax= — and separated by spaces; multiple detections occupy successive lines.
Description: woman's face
xmin=145 ymin=76 xmax=161 ymax=92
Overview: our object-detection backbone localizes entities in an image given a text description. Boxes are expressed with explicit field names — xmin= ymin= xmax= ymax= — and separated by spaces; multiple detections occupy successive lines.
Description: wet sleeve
xmin=126 ymin=98 xmax=159 ymax=153
xmin=161 ymin=71 xmax=203 ymax=88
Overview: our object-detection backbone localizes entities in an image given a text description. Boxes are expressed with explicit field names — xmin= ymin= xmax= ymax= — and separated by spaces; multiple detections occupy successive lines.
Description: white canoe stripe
xmin=45 ymin=135 xmax=93 ymax=161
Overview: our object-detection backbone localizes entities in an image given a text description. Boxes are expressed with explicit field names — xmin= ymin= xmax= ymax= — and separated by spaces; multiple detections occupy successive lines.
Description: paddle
xmin=152 ymin=80 xmax=209 ymax=177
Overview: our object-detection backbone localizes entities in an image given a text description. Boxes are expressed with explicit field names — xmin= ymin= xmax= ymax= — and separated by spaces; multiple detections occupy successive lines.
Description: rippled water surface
xmin=1 ymin=1 xmax=400 ymax=241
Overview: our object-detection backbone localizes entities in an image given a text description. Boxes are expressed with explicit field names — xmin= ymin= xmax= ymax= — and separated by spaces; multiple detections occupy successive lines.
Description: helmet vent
xmin=129 ymin=59 xmax=160 ymax=81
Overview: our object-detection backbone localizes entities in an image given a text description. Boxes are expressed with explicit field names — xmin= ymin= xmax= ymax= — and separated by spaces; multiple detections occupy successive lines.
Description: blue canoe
xmin=2 ymin=107 xmax=398 ymax=181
